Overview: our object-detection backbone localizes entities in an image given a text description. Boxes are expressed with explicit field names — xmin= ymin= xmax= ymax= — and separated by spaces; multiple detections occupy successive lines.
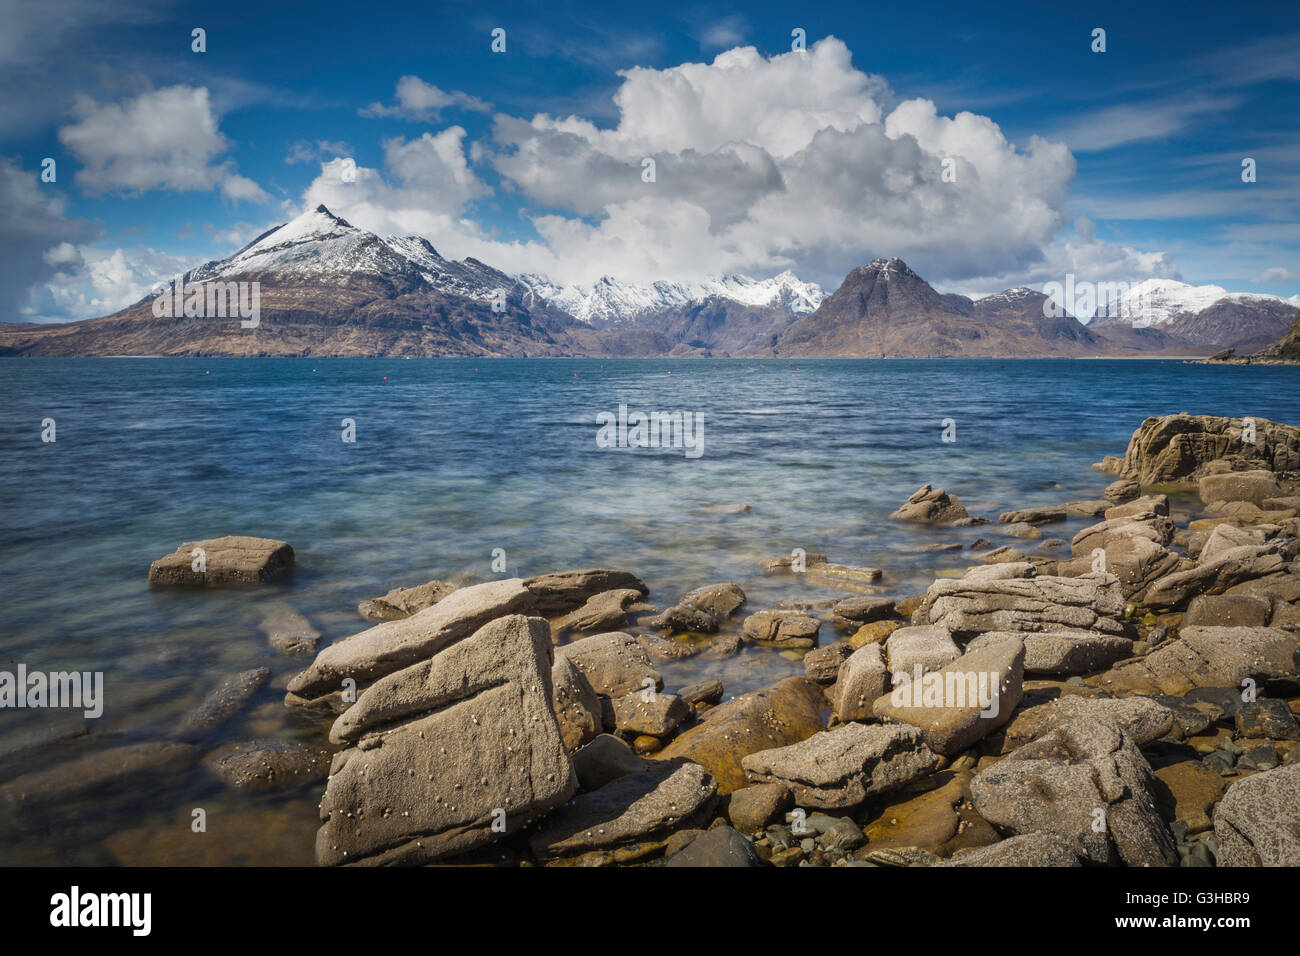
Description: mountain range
xmin=2 ymin=205 xmax=1296 ymax=359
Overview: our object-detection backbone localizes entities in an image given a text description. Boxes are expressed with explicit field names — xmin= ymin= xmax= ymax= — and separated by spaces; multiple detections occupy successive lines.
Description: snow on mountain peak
xmin=1095 ymin=277 xmax=1295 ymax=327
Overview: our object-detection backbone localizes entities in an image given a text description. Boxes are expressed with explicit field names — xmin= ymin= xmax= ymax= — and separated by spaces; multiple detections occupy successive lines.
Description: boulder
xmin=741 ymin=723 xmax=939 ymax=809
xmin=653 ymin=677 xmax=828 ymax=794
xmin=612 ymin=691 xmax=690 ymax=738
xmin=203 ymin=739 xmax=332 ymax=792
xmin=831 ymin=595 xmax=896 ymax=626
xmin=873 ymin=636 xmax=1024 ymax=755
xmin=742 ymin=609 xmax=820 ymax=649
xmin=1104 ymin=494 xmax=1170 ymax=520
xmin=1199 ymin=470 xmax=1284 ymax=507
xmin=288 ymin=578 xmax=537 ymax=700
xmin=999 ymin=507 xmax=1066 ymax=525
xmin=1089 ymin=626 xmax=1298 ymax=697
xmin=663 ymin=825 xmax=762 ymax=867
xmin=832 ymin=643 xmax=890 ymax=722
xmin=259 ymin=603 xmax=322 ymax=655
xmin=884 ymin=626 xmax=961 ymax=680
xmin=996 ymin=695 xmax=1175 ymax=754
xmin=556 ymin=631 xmax=662 ymax=698
xmin=357 ymin=579 xmax=458 ymax=621
xmin=727 ymin=783 xmax=793 ymax=833
xmin=551 ymin=656 xmax=602 ymax=751
xmin=1100 ymin=413 xmax=1300 ymax=486
xmin=522 ymin=569 xmax=648 ymax=616
xmin=891 ymin=485 xmax=986 ymax=526
xmin=970 ymin=716 xmax=1177 ymax=866
xmin=1104 ymin=479 xmax=1140 ymax=502
xmin=1143 ymin=543 xmax=1287 ymax=608
xmin=967 ymin=628 xmax=1132 ymax=676
xmin=803 ymin=642 xmax=853 ymax=684
xmin=317 ymin=615 xmax=575 ymax=865
xmin=550 ymin=588 xmax=644 ymax=635
xmin=939 ymin=832 xmax=1081 ymax=867
xmin=571 ymin=735 xmax=645 ymax=792
xmin=148 ymin=536 xmax=293 ymax=586
xmin=1214 ymin=764 xmax=1300 ymax=865
xmin=1063 ymin=500 xmax=1109 ymax=518
xmin=527 ymin=758 xmax=716 ymax=858
xmin=1183 ymin=593 xmax=1273 ymax=628
xmin=648 ymin=583 xmax=746 ymax=634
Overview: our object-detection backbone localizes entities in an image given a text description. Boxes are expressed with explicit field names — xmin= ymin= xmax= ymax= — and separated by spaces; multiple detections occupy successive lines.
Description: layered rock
xmin=891 ymin=485 xmax=986 ymax=525
xmin=1142 ymin=542 xmax=1287 ymax=608
xmin=1098 ymin=413 xmax=1300 ymax=486
xmin=358 ymin=579 xmax=458 ymax=621
xmin=994 ymin=696 xmax=1175 ymax=754
xmin=317 ymin=614 xmax=575 ymax=865
xmin=648 ymin=583 xmax=746 ymax=634
xmin=1089 ymin=625 xmax=1298 ymax=697
xmin=522 ymin=569 xmax=648 ymax=615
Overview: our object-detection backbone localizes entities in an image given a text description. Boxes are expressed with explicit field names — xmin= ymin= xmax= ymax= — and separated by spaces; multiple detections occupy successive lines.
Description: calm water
xmin=1 ymin=357 xmax=1297 ymax=864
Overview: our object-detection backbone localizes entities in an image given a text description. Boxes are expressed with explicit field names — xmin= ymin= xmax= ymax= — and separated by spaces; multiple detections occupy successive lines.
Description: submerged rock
xmin=649 ymin=583 xmax=746 ymax=634
xmin=148 ymin=536 xmax=294 ymax=586
xmin=0 ymin=741 xmax=197 ymax=807
xmin=183 ymin=667 xmax=271 ymax=732
xmin=203 ymin=739 xmax=332 ymax=792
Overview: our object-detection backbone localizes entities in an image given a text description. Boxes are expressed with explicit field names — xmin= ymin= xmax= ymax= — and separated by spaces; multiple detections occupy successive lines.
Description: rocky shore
xmin=10 ymin=412 xmax=1299 ymax=868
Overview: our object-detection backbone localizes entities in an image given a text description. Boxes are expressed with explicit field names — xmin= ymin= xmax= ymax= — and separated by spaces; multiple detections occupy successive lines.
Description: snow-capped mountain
xmin=518 ymin=271 xmax=824 ymax=326
xmin=1092 ymin=277 xmax=1293 ymax=328
xmin=187 ymin=205 xmax=510 ymax=302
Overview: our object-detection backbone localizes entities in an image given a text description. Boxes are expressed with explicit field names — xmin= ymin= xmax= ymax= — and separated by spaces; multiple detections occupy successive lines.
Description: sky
xmin=2 ymin=0 xmax=1298 ymax=323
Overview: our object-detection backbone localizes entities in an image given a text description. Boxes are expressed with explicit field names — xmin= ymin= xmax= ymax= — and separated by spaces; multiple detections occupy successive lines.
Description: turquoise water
xmin=0 ymin=357 xmax=1297 ymax=864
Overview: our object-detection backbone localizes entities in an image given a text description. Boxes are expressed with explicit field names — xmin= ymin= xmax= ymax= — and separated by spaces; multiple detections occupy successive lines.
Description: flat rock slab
xmin=523 ymin=569 xmax=647 ymax=616
xmin=971 ymin=715 xmax=1177 ymax=867
xmin=873 ymin=636 xmax=1024 ymax=756
xmin=1214 ymin=764 xmax=1300 ymax=866
xmin=741 ymin=723 xmax=939 ymax=809
xmin=288 ymin=577 xmax=537 ymax=700
xmin=884 ymin=626 xmax=960 ymax=679
xmin=653 ymin=677 xmax=827 ymax=794
xmin=742 ymin=609 xmax=820 ymax=648
xmin=968 ymin=628 xmax=1132 ymax=677
xmin=939 ymin=831 xmax=1081 ymax=867
xmin=999 ymin=507 xmax=1066 ymax=525
xmin=149 ymin=536 xmax=294 ymax=587
xmin=612 ymin=691 xmax=689 ymax=738
xmin=316 ymin=615 xmax=575 ymax=865
xmin=556 ymin=631 xmax=662 ymax=698
xmin=527 ymin=758 xmax=716 ymax=858
xmin=551 ymin=588 xmax=643 ymax=635
xmin=1143 ymin=543 xmax=1286 ymax=609
xmin=203 ymin=739 xmax=332 ymax=792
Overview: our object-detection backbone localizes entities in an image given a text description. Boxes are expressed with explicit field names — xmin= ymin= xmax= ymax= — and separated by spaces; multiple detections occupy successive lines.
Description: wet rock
xmin=317 ymin=615 xmax=575 ymax=865
xmin=551 ymin=588 xmax=644 ymax=635
xmin=357 ymin=579 xmax=458 ymax=621
xmin=1236 ymin=699 xmax=1300 ymax=740
xmin=1153 ymin=760 xmax=1228 ymax=834
xmin=971 ymin=716 xmax=1178 ymax=866
xmin=572 ymin=735 xmax=645 ymax=792
xmin=663 ymin=824 xmax=762 ymax=867
xmin=260 ymin=604 xmax=322 ymax=655
xmin=804 ymin=642 xmax=853 ymax=684
xmin=649 ymin=583 xmax=746 ymax=634
xmin=522 ymin=569 xmax=648 ymax=616
xmin=831 ymin=595 xmax=896 ymax=627
xmin=653 ymin=677 xmax=828 ymax=794
xmin=862 ymin=771 xmax=999 ymax=857
xmin=759 ymin=551 xmax=829 ymax=572
xmin=0 ymin=741 xmax=197 ymax=807
xmin=1214 ymin=764 xmax=1300 ymax=865
xmin=678 ymin=680 xmax=725 ymax=711
xmin=832 ymin=643 xmax=890 ymax=722
xmin=1002 ymin=522 xmax=1043 ymax=539
xmin=528 ymin=758 xmax=716 ymax=859
xmin=612 ymin=691 xmax=690 ymax=738
xmin=552 ymin=656 xmax=602 ymax=752
xmin=891 ymin=485 xmax=987 ymax=526
xmin=184 ymin=668 xmax=271 ymax=732
xmin=148 ymin=536 xmax=294 ymax=587
xmin=204 ymin=739 xmax=332 ymax=792
xmin=849 ymin=620 xmax=901 ymax=648
xmin=741 ymin=723 xmax=939 ymax=809
xmin=555 ymin=631 xmax=662 ymax=698
xmin=742 ymin=609 xmax=820 ymax=649
xmin=873 ymin=635 xmax=1024 ymax=755
xmin=288 ymin=578 xmax=537 ymax=700
xmin=999 ymin=507 xmax=1066 ymax=525
xmin=727 ymin=783 xmax=793 ymax=833
xmin=996 ymin=696 xmax=1175 ymax=754
xmin=939 ymin=831 xmax=1081 ymax=866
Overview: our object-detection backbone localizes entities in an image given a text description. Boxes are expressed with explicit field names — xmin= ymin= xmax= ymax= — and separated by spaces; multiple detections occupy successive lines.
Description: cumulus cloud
xmin=360 ymin=76 xmax=490 ymax=121
xmin=298 ymin=36 xmax=1176 ymax=291
xmin=27 ymin=244 xmax=193 ymax=322
xmin=58 ymin=85 xmax=268 ymax=201
xmin=1252 ymin=266 xmax=1299 ymax=284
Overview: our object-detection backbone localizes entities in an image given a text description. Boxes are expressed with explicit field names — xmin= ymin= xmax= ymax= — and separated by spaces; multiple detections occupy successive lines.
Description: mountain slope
xmin=1090 ymin=277 xmax=1296 ymax=351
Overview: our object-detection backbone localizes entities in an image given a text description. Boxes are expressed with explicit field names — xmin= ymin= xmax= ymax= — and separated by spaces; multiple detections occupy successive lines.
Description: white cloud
xmin=1252 ymin=266 xmax=1299 ymax=284
xmin=360 ymin=76 xmax=489 ymax=121
xmin=57 ymin=85 xmax=268 ymax=201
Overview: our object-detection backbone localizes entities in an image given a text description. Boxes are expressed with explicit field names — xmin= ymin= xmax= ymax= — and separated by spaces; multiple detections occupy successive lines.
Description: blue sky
xmin=2 ymin=0 xmax=1297 ymax=322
